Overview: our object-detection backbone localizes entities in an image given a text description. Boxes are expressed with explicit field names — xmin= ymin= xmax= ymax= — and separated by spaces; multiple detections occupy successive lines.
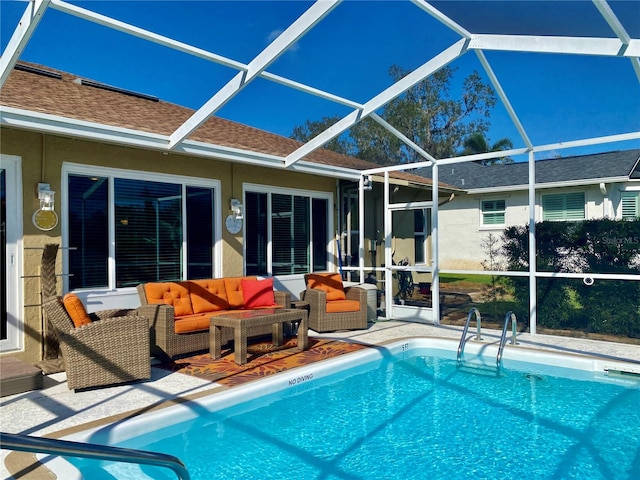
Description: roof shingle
xmin=1 ymin=62 xmax=444 ymax=188
xmin=416 ymin=149 xmax=640 ymax=190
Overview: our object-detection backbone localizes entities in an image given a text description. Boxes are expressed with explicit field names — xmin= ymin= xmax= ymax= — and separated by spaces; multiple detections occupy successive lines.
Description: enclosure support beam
xmin=285 ymin=38 xmax=469 ymax=167
xmin=528 ymin=150 xmax=537 ymax=335
xmin=0 ymin=0 xmax=50 ymax=88
xmin=169 ymin=0 xmax=340 ymax=149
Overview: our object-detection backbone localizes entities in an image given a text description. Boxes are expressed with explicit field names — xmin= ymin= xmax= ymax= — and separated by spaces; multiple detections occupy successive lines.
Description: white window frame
xmin=62 ymin=163 xmax=222 ymax=292
xmin=243 ymin=183 xmax=334 ymax=276
xmin=1 ymin=155 xmax=23 ymax=353
xmin=414 ymin=208 xmax=431 ymax=266
xmin=480 ymin=198 xmax=506 ymax=228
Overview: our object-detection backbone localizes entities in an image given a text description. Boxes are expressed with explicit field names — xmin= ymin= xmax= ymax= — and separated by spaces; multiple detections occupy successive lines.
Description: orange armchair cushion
xmin=306 ymin=273 xmax=346 ymax=301
xmin=190 ymin=279 xmax=230 ymax=313
xmin=241 ymin=278 xmax=277 ymax=309
xmin=63 ymin=293 xmax=92 ymax=327
xmin=326 ymin=299 xmax=361 ymax=313
xmin=144 ymin=282 xmax=194 ymax=317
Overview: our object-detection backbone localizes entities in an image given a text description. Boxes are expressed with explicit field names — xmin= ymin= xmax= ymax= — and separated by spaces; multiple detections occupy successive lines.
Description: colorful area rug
xmin=160 ymin=337 xmax=370 ymax=387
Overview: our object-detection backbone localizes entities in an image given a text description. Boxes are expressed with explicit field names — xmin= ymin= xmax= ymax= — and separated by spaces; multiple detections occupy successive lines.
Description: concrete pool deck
xmin=2 ymin=320 xmax=640 ymax=479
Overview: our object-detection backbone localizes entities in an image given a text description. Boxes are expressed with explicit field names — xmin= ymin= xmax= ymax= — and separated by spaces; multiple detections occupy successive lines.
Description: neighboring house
xmin=0 ymin=62 xmax=454 ymax=362
xmin=418 ymin=150 xmax=640 ymax=270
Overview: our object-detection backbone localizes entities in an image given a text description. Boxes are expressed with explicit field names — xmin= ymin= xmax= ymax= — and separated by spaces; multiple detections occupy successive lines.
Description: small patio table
xmin=210 ymin=308 xmax=308 ymax=365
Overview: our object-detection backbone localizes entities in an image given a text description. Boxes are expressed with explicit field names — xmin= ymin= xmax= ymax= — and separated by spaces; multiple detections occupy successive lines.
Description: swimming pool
xmin=54 ymin=338 xmax=640 ymax=479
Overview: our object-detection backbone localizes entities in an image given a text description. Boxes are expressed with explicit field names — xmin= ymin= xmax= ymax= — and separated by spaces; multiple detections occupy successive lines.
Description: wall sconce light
xmin=33 ymin=183 xmax=58 ymax=231
xmin=38 ymin=183 xmax=55 ymax=210
xmin=230 ymin=198 xmax=243 ymax=219
xmin=362 ymin=175 xmax=373 ymax=191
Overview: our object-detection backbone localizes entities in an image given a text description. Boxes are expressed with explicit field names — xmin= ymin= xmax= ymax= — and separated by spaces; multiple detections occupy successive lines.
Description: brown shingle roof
xmin=1 ymin=62 xmax=447 ymax=188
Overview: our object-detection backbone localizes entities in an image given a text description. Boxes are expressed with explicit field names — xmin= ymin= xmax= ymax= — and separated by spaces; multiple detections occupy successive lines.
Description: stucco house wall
xmin=437 ymin=182 xmax=639 ymax=270
xmin=1 ymin=128 xmax=342 ymax=363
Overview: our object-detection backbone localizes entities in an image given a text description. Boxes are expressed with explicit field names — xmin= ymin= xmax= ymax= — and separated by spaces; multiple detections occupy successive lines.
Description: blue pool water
xmin=68 ymin=342 xmax=640 ymax=480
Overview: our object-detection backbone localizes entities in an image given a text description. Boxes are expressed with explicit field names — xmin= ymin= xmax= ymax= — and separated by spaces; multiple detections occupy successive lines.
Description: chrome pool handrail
xmin=0 ymin=432 xmax=190 ymax=480
xmin=457 ymin=307 xmax=482 ymax=363
xmin=497 ymin=311 xmax=518 ymax=369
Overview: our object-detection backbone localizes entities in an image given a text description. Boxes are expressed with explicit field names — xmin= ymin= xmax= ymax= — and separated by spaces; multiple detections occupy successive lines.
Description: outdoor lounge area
xmin=1 ymin=0 xmax=639 ymax=478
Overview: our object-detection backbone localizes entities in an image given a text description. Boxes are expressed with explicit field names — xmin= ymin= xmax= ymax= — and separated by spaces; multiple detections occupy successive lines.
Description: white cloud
xmin=267 ymin=29 xmax=301 ymax=53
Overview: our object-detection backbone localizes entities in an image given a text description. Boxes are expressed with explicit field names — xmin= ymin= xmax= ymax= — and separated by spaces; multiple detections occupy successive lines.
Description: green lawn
xmin=439 ymin=273 xmax=495 ymax=286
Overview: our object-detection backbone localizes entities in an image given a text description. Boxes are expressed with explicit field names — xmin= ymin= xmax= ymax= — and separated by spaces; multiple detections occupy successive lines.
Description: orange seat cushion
xmin=241 ymin=278 xmax=277 ymax=308
xmin=306 ymin=273 xmax=346 ymax=301
xmin=224 ymin=276 xmax=256 ymax=309
xmin=326 ymin=299 xmax=361 ymax=313
xmin=174 ymin=313 xmax=212 ymax=334
xmin=190 ymin=279 xmax=230 ymax=313
xmin=63 ymin=293 xmax=92 ymax=328
xmin=144 ymin=282 xmax=194 ymax=317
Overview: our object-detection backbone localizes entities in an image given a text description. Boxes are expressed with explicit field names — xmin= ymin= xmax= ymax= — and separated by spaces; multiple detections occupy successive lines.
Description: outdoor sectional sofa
xmin=136 ymin=276 xmax=291 ymax=359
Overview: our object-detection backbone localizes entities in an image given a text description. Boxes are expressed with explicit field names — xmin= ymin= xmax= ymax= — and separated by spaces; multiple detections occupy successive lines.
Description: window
xmin=621 ymin=192 xmax=640 ymax=219
xmin=67 ymin=168 xmax=218 ymax=290
xmin=481 ymin=199 xmax=506 ymax=226
xmin=414 ymin=209 xmax=431 ymax=264
xmin=245 ymin=188 xmax=330 ymax=276
xmin=542 ymin=192 xmax=585 ymax=221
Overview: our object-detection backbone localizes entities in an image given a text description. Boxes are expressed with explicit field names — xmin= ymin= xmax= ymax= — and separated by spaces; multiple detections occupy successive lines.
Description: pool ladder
xmin=456 ymin=307 xmax=482 ymax=363
xmin=0 ymin=432 xmax=190 ymax=480
xmin=496 ymin=311 xmax=518 ymax=370
xmin=457 ymin=309 xmax=518 ymax=371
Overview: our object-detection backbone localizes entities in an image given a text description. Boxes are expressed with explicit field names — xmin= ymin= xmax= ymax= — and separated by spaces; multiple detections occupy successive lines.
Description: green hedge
xmin=501 ymin=219 xmax=640 ymax=338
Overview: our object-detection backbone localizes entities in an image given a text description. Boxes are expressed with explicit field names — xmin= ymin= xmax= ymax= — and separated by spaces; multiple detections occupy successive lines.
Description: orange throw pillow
xmin=63 ymin=293 xmax=92 ymax=328
xmin=306 ymin=273 xmax=346 ymax=301
xmin=241 ymin=278 xmax=277 ymax=309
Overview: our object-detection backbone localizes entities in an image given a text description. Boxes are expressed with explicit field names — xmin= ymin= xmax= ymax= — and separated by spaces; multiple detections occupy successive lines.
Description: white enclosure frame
xmin=1 ymin=0 xmax=639 ymax=333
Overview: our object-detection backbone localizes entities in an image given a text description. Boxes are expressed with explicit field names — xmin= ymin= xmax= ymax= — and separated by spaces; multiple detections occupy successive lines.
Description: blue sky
xmin=1 ymin=0 xmax=639 ymax=160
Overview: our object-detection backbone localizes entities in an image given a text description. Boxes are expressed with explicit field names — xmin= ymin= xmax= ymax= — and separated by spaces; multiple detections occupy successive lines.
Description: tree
xmin=462 ymin=132 xmax=514 ymax=165
xmin=291 ymin=65 xmax=500 ymax=165
xmin=290 ymin=116 xmax=355 ymax=156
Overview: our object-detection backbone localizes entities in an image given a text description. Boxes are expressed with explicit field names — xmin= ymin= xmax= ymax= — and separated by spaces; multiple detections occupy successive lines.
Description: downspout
xmin=599 ymin=182 xmax=609 ymax=217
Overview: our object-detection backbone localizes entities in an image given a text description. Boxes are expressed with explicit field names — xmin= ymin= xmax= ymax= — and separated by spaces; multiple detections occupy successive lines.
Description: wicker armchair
xmin=42 ymin=296 xmax=151 ymax=390
xmin=301 ymin=273 xmax=368 ymax=332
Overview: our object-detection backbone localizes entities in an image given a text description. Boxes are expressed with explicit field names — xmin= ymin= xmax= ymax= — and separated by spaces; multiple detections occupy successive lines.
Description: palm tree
xmin=462 ymin=133 xmax=513 ymax=165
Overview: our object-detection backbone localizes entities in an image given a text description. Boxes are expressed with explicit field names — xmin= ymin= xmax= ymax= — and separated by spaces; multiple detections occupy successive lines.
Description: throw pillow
xmin=241 ymin=278 xmax=277 ymax=309
xmin=63 ymin=293 xmax=92 ymax=328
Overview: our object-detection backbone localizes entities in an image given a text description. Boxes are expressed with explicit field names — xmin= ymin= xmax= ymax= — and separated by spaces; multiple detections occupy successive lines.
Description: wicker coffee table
xmin=210 ymin=308 xmax=308 ymax=365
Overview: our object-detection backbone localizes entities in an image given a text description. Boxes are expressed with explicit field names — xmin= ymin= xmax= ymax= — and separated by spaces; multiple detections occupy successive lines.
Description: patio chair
xmin=42 ymin=295 xmax=151 ymax=390
xmin=301 ymin=273 xmax=368 ymax=332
